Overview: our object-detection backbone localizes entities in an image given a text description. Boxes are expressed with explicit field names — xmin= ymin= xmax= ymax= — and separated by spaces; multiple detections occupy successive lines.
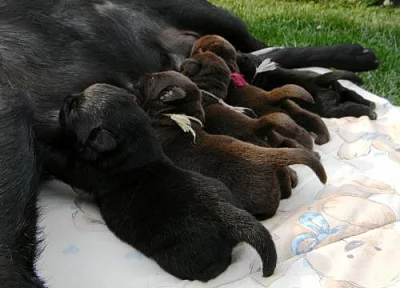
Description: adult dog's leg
xmin=252 ymin=44 xmax=380 ymax=72
xmin=151 ymin=0 xmax=266 ymax=52
xmin=0 ymin=86 xmax=45 ymax=287
xmin=154 ymin=1 xmax=379 ymax=71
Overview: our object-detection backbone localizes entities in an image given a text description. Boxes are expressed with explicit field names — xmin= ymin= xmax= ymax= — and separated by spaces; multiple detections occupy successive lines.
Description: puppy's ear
xmin=180 ymin=58 xmax=201 ymax=77
xmin=87 ymin=127 xmax=117 ymax=153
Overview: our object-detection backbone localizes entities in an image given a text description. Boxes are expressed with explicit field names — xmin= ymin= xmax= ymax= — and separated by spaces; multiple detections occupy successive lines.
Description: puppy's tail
xmin=254 ymin=112 xmax=303 ymax=138
xmin=221 ymin=205 xmax=277 ymax=277
xmin=264 ymin=84 xmax=314 ymax=104
xmin=265 ymin=148 xmax=327 ymax=183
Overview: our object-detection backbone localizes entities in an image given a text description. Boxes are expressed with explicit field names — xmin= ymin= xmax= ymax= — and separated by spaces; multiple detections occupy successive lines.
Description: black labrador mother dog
xmin=0 ymin=1 xmax=379 ymax=287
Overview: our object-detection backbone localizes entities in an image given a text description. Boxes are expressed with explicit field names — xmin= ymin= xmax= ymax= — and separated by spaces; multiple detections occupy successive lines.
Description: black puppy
xmin=237 ymin=53 xmax=378 ymax=119
xmin=43 ymin=83 xmax=277 ymax=282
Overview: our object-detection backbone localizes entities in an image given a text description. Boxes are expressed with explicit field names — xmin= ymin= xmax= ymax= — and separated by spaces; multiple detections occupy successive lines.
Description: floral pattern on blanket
xmin=257 ymin=79 xmax=400 ymax=287
xmin=36 ymin=69 xmax=400 ymax=288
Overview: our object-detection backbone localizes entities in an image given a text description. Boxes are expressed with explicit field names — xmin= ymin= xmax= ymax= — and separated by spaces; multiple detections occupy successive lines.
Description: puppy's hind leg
xmin=255 ymin=112 xmax=303 ymax=140
xmin=333 ymin=81 xmax=376 ymax=109
xmin=264 ymin=84 xmax=315 ymax=104
xmin=218 ymin=204 xmax=277 ymax=277
xmin=153 ymin=235 xmax=234 ymax=282
xmin=281 ymin=100 xmax=330 ymax=145
xmin=266 ymin=130 xmax=309 ymax=149
xmin=0 ymin=86 xmax=45 ymax=287
xmin=323 ymin=102 xmax=378 ymax=120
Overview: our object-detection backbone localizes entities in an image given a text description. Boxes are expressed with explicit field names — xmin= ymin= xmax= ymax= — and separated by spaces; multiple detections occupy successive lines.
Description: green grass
xmin=210 ymin=0 xmax=400 ymax=104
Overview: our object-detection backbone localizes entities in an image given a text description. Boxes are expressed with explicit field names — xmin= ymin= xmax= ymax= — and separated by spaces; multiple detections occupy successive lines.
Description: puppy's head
xmin=60 ymin=84 xmax=158 ymax=162
xmin=180 ymin=51 xmax=231 ymax=100
xmin=191 ymin=35 xmax=239 ymax=72
xmin=135 ymin=70 xmax=205 ymax=123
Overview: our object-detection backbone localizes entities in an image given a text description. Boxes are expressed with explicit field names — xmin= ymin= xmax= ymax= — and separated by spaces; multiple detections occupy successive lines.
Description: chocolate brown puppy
xmin=181 ymin=51 xmax=313 ymax=150
xmin=46 ymin=83 xmax=278 ymax=281
xmin=191 ymin=35 xmax=331 ymax=146
xmin=181 ymin=51 xmax=308 ymax=194
xmin=136 ymin=71 xmax=328 ymax=219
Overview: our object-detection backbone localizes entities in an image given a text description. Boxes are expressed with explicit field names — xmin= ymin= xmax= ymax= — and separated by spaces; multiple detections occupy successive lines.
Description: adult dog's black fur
xmin=0 ymin=0 xmax=381 ymax=286
xmin=43 ymin=83 xmax=277 ymax=281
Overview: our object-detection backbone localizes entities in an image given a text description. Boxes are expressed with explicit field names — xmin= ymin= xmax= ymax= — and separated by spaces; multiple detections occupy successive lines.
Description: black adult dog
xmin=0 ymin=0 xmax=380 ymax=287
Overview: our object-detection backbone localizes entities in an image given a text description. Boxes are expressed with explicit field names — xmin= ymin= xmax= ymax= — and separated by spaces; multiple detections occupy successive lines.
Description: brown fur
xmin=136 ymin=71 xmax=327 ymax=219
xmin=181 ymin=51 xmax=314 ymax=149
xmin=192 ymin=35 xmax=331 ymax=146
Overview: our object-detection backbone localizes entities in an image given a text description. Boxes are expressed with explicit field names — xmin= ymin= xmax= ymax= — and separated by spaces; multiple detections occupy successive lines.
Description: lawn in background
xmin=210 ymin=0 xmax=400 ymax=104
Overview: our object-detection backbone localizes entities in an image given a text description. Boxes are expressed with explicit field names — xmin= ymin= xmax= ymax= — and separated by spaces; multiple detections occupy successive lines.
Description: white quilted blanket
xmin=36 ymin=67 xmax=400 ymax=288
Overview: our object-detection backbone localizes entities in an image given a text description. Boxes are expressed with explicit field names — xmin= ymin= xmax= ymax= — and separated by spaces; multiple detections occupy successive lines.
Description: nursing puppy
xmin=235 ymin=47 xmax=378 ymax=120
xmin=191 ymin=35 xmax=331 ymax=146
xmin=181 ymin=51 xmax=314 ymax=150
xmin=45 ymin=83 xmax=277 ymax=281
xmin=136 ymin=71 xmax=327 ymax=219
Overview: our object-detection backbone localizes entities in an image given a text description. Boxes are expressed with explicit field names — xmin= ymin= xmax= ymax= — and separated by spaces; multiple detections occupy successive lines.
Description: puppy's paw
xmin=369 ymin=111 xmax=378 ymax=120
xmin=369 ymin=101 xmax=377 ymax=109
xmin=315 ymin=133 xmax=330 ymax=146
xmin=294 ymin=130 xmax=314 ymax=150
xmin=289 ymin=168 xmax=298 ymax=188
xmin=313 ymin=151 xmax=321 ymax=159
